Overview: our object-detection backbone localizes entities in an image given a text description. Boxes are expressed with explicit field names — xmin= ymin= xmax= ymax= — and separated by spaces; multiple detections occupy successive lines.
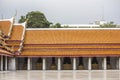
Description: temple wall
xmin=110 ymin=57 xmax=118 ymax=69
xmin=32 ymin=58 xmax=39 ymax=70
xmin=83 ymin=58 xmax=88 ymax=70
xmin=46 ymin=58 xmax=51 ymax=70
xmin=97 ymin=57 xmax=103 ymax=69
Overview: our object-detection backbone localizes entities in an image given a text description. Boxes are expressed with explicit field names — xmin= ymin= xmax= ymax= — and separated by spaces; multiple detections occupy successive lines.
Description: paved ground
xmin=0 ymin=70 xmax=120 ymax=80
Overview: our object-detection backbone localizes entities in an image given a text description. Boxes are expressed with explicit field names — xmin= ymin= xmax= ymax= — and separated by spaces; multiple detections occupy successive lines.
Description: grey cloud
xmin=0 ymin=0 xmax=120 ymax=24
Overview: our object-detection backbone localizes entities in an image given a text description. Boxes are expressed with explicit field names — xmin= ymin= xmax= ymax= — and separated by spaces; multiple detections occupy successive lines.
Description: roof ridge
xmin=26 ymin=28 xmax=120 ymax=30
xmin=8 ymin=17 xmax=14 ymax=36
xmin=18 ymin=22 xmax=27 ymax=53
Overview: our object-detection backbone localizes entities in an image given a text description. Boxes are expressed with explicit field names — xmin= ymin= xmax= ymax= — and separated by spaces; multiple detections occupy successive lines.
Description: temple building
xmin=0 ymin=17 xmax=120 ymax=71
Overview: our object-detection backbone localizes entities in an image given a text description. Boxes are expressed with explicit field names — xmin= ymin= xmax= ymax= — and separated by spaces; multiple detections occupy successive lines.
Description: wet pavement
xmin=0 ymin=70 xmax=120 ymax=80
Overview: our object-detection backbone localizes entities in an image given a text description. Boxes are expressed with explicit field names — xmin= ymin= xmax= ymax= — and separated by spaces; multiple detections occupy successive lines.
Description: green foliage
xmin=19 ymin=11 xmax=51 ymax=28
xmin=50 ymin=23 xmax=62 ymax=28
xmin=19 ymin=16 xmax=26 ymax=23
xmin=100 ymin=21 xmax=116 ymax=28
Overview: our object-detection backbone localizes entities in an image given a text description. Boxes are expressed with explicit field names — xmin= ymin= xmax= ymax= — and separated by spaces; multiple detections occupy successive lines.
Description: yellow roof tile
xmin=0 ymin=21 xmax=11 ymax=35
xmin=25 ymin=30 xmax=120 ymax=44
xmin=10 ymin=25 xmax=24 ymax=40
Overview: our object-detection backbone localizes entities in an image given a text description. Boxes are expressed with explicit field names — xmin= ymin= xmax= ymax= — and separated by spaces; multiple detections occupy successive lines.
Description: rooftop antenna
xmin=13 ymin=10 xmax=17 ymax=22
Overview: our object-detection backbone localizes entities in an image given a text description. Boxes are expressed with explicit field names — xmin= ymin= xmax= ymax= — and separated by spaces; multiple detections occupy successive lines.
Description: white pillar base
xmin=73 ymin=57 xmax=76 ymax=70
xmin=88 ymin=57 xmax=91 ymax=70
xmin=30 ymin=58 xmax=32 ymax=70
xmin=42 ymin=58 xmax=46 ymax=70
xmin=27 ymin=57 xmax=31 ymax=70
xmin=58 ymin=57 xmax=61 ymax=70
xmin=103 ymin=57 xmax=107 ymax=70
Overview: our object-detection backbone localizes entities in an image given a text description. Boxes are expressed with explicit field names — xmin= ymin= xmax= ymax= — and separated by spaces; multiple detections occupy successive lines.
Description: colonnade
xmin=0 ymin=56 xmax=120 ymax=71
xmin=21 ymin=57 xmax=120 ymax=70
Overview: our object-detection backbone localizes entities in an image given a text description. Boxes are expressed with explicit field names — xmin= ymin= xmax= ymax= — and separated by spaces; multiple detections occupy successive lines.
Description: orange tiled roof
xmin=0 ymin=21 xmax=11 ymax=35
xmin=7 ymin=25 xmax=24 ymax=52
xmin=25 ymin=29 xmax=120 ymax=44
xmin=21 ymin=29 xmax=120 ymax=56
xmin=10 ymin=25 xmax=24 ymax=40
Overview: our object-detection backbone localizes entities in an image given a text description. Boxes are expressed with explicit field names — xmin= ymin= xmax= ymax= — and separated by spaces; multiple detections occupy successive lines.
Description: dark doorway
xmin=78 ymin=57 xmax=84 ymax=70
xmin=92 ymin=57 xmax=99 ymax=70
xmin=62 ymin=57 xmax=72 ymax=70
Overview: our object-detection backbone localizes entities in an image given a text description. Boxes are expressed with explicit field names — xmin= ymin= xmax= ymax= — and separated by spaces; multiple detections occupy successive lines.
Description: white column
xmin=27 ymin=57 xmax=31 ymax=70
xmin=1 ymin=56 xmax=3 ymax=71
xmin=42 ymin=58 xmax=46 ymax=70
xmin=8 ymin=57 xmax=16 ymax=70
xmin=103 ymin=57 xmax=107 ymax=70
xmin=73 ymin=57 xmax=76 ymax=70
xmin=5 ymin=56 xmax=8 ymax=71
xmin=58 ymin=57 xmax=61 ymax=70
xmin=88 ymin=57 xmax=91 ymax=70
xmin=119 ymin=57 xmax=120 ymax=70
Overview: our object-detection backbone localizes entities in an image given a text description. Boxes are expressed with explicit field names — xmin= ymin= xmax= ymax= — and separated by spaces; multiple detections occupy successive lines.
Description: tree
xmin=19 ymin=16 xmax=26 ymax=23
xmin=19 ymin=11 xmax=51 ymax=28
xmin=50 ymin=23 xmax=62 ymax=28
xmin=100 ymin=21 xmax=116 ymax=28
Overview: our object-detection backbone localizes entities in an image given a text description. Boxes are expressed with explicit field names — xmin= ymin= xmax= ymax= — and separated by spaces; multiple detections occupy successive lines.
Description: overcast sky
xmin=0 ymin=0 xmax=120 ymax=24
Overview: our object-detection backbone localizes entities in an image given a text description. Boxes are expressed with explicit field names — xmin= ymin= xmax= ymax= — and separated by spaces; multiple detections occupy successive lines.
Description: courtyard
xmin=0 ymin=70 xmax=120 ymax=80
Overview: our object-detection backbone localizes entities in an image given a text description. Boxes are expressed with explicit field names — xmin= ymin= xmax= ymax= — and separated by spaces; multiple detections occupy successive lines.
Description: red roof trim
xmin=24 ymin=43 xmax=120 ymax=46
xmin=16 ymin=54 xmax=120 ymax=57
xmin=23 ymin=48 xmax=120 ymax=51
